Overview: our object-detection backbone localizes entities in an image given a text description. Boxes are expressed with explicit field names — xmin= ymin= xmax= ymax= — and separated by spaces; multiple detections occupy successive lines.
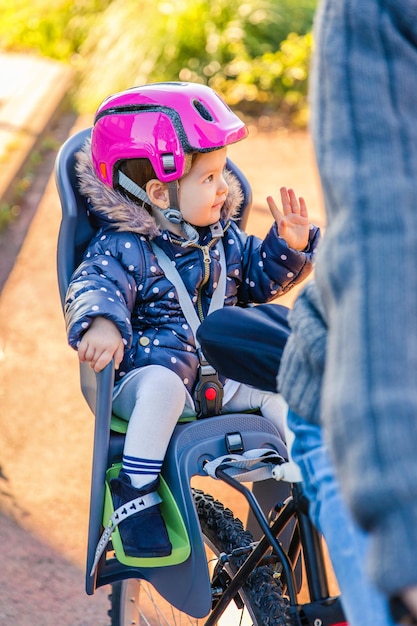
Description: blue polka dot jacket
xmin=65 ymin=141 xmax=321 ymax=395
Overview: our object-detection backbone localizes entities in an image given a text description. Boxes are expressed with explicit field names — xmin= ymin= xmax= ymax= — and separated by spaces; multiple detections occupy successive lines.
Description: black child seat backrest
xmin=56 ymin=128 xmax=96 ymax=308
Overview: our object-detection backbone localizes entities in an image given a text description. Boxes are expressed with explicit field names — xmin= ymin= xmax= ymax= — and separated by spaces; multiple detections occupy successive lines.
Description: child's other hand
xmin=267 ymin=187 xmax=310 ymax=251
xmin=78 ymin=317 xmax=124 ymax=372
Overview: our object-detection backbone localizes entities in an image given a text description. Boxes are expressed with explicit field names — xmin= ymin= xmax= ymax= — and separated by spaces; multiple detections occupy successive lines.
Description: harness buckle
xmin=194 ymin=353 xmax=224 ymax=418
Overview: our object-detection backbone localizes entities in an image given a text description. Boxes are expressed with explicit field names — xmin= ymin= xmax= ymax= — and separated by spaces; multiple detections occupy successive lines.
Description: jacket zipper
xmin=198 ymin=242 xmax=217 ymax=321
xmin=170 ymin=237 xmax=219 ymax=322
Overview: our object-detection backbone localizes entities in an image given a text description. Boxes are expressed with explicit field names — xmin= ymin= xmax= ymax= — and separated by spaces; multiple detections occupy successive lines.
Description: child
xmin=65 ymin=81 xmax=320 ymax=558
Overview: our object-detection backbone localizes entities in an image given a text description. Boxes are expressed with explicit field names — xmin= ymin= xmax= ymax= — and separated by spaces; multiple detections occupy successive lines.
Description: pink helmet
xmin=91 ymin=82 xmax=248 ymax=187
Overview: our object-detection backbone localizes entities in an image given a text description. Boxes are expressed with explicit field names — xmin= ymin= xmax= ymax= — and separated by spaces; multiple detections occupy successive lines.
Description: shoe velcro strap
xmin=90 ymin=490 xmax=162 ymax=576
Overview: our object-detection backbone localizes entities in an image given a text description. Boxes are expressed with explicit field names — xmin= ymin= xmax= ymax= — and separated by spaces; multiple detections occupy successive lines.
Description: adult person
xmin=279 ymin=0 xmax=417 ymax=621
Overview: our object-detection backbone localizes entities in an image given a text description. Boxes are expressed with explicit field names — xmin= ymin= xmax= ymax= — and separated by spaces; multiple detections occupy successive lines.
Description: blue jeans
xmin=287 ymin=410 xmax=396 ymax=626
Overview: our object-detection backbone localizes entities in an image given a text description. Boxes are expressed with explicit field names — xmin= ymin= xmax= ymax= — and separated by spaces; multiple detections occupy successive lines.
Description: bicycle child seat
xmin=55 ymin=127 xmax=289 ymax=617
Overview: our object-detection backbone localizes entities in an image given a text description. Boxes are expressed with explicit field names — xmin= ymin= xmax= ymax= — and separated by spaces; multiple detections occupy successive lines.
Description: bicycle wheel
xmin=109 ymin=489 xmax=289 ymax=625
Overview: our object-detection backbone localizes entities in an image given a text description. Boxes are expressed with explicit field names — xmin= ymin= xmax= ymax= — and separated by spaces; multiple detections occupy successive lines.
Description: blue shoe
xmin=110 ymin=472 xmax=172 ymax=558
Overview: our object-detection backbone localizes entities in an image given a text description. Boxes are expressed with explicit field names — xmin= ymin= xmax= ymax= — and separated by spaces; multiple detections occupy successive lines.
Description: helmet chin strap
xmin=118 ymin=171 xmax=199 ymax=246
xmin=117 ymin=171 xmax=158 ymax=209
xmin=166 ymin=181 xmax=199 ymax=245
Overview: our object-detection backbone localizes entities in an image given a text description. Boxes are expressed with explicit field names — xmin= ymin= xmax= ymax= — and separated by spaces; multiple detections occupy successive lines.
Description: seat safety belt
xmin=150 ymin=239 xmax=226 ymax=418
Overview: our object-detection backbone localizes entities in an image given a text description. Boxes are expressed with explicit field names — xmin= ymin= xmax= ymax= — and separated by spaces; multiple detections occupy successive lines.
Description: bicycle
xmin=55 ymin=127 xmax=348 ymax=626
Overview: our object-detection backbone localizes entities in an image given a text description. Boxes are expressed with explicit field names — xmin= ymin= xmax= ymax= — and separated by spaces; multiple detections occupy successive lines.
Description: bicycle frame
xmin=204 ymin=469 xmax=347 ymax=626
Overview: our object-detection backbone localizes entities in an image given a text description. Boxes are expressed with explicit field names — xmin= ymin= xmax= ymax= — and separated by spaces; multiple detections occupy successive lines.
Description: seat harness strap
xmin=150 ymin=240 xmax=226 ymax=418
xmin=203 ymin=448 xmax=303 ymax=484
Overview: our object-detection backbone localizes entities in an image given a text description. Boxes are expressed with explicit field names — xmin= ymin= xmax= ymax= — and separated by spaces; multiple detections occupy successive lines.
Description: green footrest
xmin=104 ymin=464 xmax=191 ymax=568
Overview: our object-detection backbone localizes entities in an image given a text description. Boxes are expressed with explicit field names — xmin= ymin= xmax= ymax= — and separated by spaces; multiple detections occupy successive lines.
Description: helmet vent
xmin=192 ymin=99 xmax=214 ymax=122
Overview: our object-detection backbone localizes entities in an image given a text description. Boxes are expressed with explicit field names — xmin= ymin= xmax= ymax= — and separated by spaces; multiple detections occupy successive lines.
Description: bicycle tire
xmin=109 ymin=488 xmax=289 ymax=625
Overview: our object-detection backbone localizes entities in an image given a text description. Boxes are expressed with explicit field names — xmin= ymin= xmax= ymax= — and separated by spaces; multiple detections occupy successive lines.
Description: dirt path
xmin=0 ymin=117 xmax=327 ymax=625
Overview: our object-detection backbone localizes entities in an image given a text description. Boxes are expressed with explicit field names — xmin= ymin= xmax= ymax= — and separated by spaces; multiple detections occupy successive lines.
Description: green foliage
xmin=0 ymin=0 xmax=112 ymax=60
xmin=75 ymin=0 xmax=315 ymax=125
xmin=210 ymin=32 xmax=312 ymax=124
xmin=0 ymin=0 xmax=316 ymax=126
xmin=0 ymin=135 xmax=60 ymax=233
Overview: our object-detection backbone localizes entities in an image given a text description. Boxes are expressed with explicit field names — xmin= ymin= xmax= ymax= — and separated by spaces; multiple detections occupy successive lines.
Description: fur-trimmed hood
xmin=75 ymin=138 xmax=244 ymax=239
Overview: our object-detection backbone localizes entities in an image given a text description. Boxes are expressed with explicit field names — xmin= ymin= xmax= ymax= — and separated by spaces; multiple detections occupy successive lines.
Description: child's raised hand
xmin=267 ymin=187 xmax=310 ymax=251
xmin=78 ymin=316 xmax=125 ymax=372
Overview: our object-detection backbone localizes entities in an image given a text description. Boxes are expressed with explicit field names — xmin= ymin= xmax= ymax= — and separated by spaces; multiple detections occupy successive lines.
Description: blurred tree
xmin=0 ymin=0 xmax=112 ymax=60
xmin=0 ymin=0 xmax=316 ymax=125
xmin=75 ymin=0 xmax=316 ymax=124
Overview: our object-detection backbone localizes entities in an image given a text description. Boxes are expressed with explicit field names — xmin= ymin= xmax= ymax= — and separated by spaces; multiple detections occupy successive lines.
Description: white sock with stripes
xmin=122 ymin=455 xmax=163 ymax=488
